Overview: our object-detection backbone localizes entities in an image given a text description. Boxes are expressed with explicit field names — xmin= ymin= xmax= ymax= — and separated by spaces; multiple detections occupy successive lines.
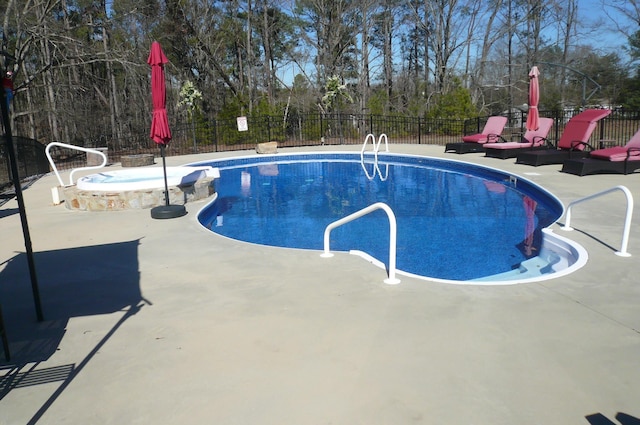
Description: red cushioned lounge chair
xmin=445 ymin=116 xmax=508 ymax=154
xmin=561 ymin=127 xmax=640 ymax=176
xmin=483 ymin=117 xmax=554 ymax=159
xmin=515 ymin=109 xmax=611 ymax=166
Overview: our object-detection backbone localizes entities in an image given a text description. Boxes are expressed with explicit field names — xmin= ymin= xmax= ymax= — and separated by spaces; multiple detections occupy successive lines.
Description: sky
xmin=577 ymin=0 xmax=635 ymax=53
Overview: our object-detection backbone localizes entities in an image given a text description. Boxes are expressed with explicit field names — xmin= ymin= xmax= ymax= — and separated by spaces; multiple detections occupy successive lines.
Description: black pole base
xmin=150 ymin=204 xmax=187 ymax=219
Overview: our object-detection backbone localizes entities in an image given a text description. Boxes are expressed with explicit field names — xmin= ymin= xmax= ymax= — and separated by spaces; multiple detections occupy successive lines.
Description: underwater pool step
xmin=472 ymin=256 xmax=552 ymax=282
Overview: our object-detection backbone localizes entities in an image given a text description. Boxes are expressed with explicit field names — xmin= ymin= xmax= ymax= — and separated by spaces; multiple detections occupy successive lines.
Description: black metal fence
xmin=3 ymin=109 xmax=640 ymax=191
xmin=1 ymin=136 xmax=50 ymax=193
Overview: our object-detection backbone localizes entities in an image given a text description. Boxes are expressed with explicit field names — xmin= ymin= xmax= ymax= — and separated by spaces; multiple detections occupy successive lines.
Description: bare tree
xmin=294 ymin=0 xmax=359 ymax=91
xmin=602 ymin=0 xmax=640 ymax=32
xmin=357 ymin=0 xmax=376 ymax=114
xmin=466 ymin=0 xmax=505 ymax=108
xmin=408 ymin=0 xmax=473 ymax=94
xmin=556 ymin=0 xmax=578 ymax=107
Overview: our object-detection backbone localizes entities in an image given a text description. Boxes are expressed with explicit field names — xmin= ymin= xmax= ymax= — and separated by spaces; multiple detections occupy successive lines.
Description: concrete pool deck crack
xmin=541 ymin=283 xmax=640 ymax=336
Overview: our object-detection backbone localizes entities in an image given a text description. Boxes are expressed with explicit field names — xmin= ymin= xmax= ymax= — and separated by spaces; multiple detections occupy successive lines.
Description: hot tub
xmin=76 ymin=166 xmax=220 ymax=191
xmin=65 ymin=166 xmax=220 ymax=211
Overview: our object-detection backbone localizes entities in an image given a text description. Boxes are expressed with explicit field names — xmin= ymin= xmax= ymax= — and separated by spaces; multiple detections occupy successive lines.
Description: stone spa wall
xmin=63 ymin=177 xmax=215 ymax=211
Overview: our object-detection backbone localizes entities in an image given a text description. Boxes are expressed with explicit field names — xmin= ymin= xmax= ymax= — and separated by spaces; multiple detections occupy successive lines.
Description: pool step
xmin=472 ymin=256 xmax=553 ymax=282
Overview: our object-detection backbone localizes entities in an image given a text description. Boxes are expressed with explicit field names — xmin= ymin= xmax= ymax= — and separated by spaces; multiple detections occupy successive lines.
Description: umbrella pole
xmin=150 ymin=144 xmax=187 ymax=219
xmin=161 ymin=144 xmax=170 ymax=206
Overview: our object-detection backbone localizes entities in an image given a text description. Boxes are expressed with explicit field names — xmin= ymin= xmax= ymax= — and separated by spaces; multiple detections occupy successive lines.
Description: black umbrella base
xmin=150 ymin=204 xmax=187 ymax=219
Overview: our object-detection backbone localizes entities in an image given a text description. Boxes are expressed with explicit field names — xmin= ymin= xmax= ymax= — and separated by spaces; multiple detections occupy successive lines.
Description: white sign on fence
xmin=237 ymin=116 xmax=248 ymax=132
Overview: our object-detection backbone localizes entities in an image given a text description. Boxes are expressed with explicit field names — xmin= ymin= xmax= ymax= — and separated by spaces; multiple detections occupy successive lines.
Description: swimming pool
xmin=195 ymin=152 xmax=585 ymax=283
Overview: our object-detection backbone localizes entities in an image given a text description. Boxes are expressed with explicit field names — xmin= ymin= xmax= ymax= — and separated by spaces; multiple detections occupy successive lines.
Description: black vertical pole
xmin=1 ymin=82 xmax=44 ymax=322
xmin=160 ymin=144 xmax=169 ymax=206
xmin=213 ymin=118 xmax=218 ymax=152
xmin=150 ymin=143 xmax=186 ymax=219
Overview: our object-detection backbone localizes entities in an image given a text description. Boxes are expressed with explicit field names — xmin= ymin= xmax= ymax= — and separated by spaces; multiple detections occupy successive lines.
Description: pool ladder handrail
xmin=321 ymin=202 xmax=400 ymax=284
xmin=45 ymin=141 xmax=108 ymax=187
xmin=360 ymin=133 xmax=389 ymax=181
xmin=560 ymin=185 xmax=633 ymax=257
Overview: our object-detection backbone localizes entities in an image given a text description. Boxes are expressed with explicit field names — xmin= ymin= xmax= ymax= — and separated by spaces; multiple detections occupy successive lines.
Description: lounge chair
xmin=515 ymin=109 xmax=612 ymax=166
xmin=483 ymin=117 xmax=554 ymax=159
xmin=445 ymin=116 xmax=508 ymax=154
xmin=561 ymin=128 xmax=640 ymax=176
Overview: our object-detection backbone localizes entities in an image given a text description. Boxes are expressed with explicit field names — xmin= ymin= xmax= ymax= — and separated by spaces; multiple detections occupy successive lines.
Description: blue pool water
xmin=196 ymin=153 xmax=563 ymax=281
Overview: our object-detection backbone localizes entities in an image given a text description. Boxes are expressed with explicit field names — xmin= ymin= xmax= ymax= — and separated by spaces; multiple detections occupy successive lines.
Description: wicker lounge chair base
xmin=516 ymin=150 xmax=588 ymax=166
xmin=485 ymin=145 xmax=547 ymax=159
xmin=561 ymin=158 xmax=640 ymax=176
xmin=444 ymin=142 xmax=485 ymax=154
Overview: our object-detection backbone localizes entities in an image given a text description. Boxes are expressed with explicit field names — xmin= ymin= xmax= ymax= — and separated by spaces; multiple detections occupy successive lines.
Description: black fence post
xmin=553 ymin=110 xmax=560 ymax=146
xmin=599 ymin=112 xmax=607 ymax=146
xmin=213 ymin=117 xmax=219 ymax=152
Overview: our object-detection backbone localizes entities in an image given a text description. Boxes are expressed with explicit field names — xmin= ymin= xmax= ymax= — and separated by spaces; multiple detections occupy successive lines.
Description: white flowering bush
xmin=178 ymin=80 xmax=202 ymax=112
xmin=179 ymin=81 xmax=204 ymax=151
xmin=322 ymin=75 xmax=352 ymax=112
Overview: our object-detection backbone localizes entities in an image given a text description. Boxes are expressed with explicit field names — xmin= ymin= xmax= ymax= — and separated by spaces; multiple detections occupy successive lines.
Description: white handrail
xmin=321 ymin=202 xmax=400 ymax=284
xmin=375 ymin=133 xmax=389 ymax=155
xmin=561 ymin=185 xmax=633 ymax=257
xmin=360 ymin=133 xmax=389 ymax=160
xmin=45 ymin=141 xmax=108 ymax=187
xmin=360 ymin=133 xmax=389 ymax=181
xmin=360 ymin=133 xmax=376 ymax=158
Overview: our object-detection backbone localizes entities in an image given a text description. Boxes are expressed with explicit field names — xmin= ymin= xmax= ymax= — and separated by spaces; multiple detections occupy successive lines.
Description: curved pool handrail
xmin=561 ymin=185 xmax=633 ymax=257
xmin=375 ymin=133 xmax=389 ymax=156
xmin=321 ymin=202 xmax=400 ymax=285
xmin=360 ymin=133 xmax=376 ymax=159
xmin=45 ymin=141 xmax=108 ymax=187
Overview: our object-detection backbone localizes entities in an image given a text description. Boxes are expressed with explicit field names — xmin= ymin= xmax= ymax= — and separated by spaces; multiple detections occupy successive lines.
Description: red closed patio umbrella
xmin=149 ymin=41 xmax=171 ymax=145
xmin=148 ymin=41 xmax=186 ymax=219
xmin=526 ymin=66 xmax=540 ymax=131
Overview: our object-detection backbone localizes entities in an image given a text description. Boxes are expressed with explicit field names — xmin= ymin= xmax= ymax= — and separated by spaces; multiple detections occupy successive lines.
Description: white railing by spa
xmin=321 ymin=202 xmax=400 ymax=284
xmin=360 ymin=133 xmax=389 ymax=181
xmin=560 ymin=185 xmax=634 ymax=257
xmin=45 ymin=142 xmax=108 ymax=187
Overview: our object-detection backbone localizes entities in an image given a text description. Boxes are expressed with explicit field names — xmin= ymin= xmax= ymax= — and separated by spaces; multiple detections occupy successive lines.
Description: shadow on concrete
xmin=0 ymin=207 xmax=18 ymax=219
xmin=586 ymin=412 xmax=640 ymax=425
xmin=0 ymin=240 xmax=149 ymax=422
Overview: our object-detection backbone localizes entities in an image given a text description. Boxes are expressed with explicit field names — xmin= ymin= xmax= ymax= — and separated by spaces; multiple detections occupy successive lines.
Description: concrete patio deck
xmin=1 ymin=144 xmax=639 ymax=424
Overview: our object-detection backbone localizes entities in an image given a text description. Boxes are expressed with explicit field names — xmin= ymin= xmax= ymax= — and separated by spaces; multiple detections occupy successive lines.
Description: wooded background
xmin=2 ymin=0 xmax=640 ymax=150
